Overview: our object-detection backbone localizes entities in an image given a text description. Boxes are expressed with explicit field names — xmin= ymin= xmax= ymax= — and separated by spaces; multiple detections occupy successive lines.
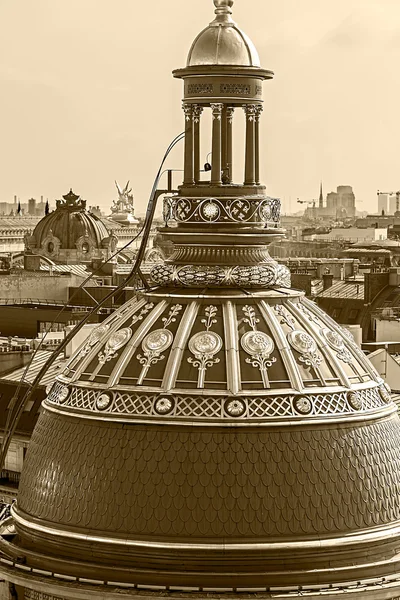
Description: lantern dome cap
xmin=187 ymin=0 xmax=261 ymax=67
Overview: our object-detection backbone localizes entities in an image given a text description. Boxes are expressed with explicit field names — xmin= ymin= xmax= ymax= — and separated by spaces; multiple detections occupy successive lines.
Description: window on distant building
xmin=332 ymin=308 xmax=341 ymax=319
xmin=349 ymin=309 xmax=359 ymax=320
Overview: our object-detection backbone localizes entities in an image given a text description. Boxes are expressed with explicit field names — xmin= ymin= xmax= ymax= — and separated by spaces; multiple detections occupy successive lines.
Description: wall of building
xmin=364 ymin=272 xmax=390 ymax=304
xmin=0 ymin=273 xmax=85 ymax=303
xmin=0 ymin=306 xmax=82 ymax=338
xmin=0 ymin=351 xmax=33 ymax=376
xmin=376 ymin=319 xmax=400 ymax=343
xmin=314 ymin=227 xmax=387 ymax=243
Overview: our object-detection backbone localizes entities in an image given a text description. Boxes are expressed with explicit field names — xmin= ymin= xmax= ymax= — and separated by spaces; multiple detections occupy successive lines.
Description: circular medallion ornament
xmin=106 ymin=328 xmax=132 ymax=352
xmin=189 ymin=331 xmax=223 ymax=356
xmin=89 ymin=324 xmax=110 ymax=345
xmin=293 ymin=395 xmax=312 ymax=415
xmin=347 ymin=391 xmax=362 ymax=411
xmin=201 ymin=201 xmax=220 ymax=221
xmin=96 ymin=393 xmax=112 ymax=411
xmin=58 ymin=386 xmax=70 ymax=404
xmin=241 ymin=331 xmax=274 ymax=356
xmin=224 ymin=398 xmax=246 ymax=417
xmin=321 ymin=328 xmax=344 ymax=351
xmin=142 ymin=329 xmax=173 ymax=353
xmin=288 ymin=331 xmax=317 ymax=355
xmin=379 ymin=384 xmax=391 ymax=404
xmin=154 ymin=397 xmax=175 ymax=415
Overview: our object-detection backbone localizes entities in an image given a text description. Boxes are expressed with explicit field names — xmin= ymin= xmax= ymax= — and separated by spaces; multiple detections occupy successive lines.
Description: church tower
xmin=1 ymin=2 xmax=400 ymax=599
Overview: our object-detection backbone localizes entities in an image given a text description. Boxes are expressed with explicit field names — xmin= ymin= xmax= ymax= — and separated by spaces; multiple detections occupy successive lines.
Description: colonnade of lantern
xmin=182 ymin=102 xmax=263 ymax=186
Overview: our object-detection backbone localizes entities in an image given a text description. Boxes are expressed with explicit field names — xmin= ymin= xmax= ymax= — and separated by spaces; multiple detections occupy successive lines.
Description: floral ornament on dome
xmin=96 ymin=303 xmax=154 ymax=366
xmin=188 ymin=305 xmax=222 ymax=388
xmin=62 ymin=323 xmax=110 ymax=375
xmin=296 ymin=301 xmax=321 ymax=325
xmin=136 ymin=304 xmax=182 ymax=385
xmin=287 ymin=330 xmax=323 ymax=370
xmin=241 ymin=305 xmax=276 ymax=389
xmin=98 ymin=327 xmax=133 ymax=365
xmin=274 ymin=304 xmax=296 ymax=330
xmin=320 ymin=328 xmax=353 ymax=364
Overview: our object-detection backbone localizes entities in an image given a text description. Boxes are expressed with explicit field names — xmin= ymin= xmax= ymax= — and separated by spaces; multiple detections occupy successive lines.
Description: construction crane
xmin=297 ymin=198 xmax=317 ymax=208
xmin=377 ymin=190 xmax=400 ymax=213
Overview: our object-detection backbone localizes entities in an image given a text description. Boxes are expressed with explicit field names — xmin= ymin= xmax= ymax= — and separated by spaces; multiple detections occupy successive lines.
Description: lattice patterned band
xmin=46 ymin=382 xmax=388 ymax=421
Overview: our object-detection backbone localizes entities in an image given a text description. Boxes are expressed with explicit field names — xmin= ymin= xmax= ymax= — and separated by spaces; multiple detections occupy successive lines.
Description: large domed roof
xmin=31 ymin=189 xmax=110 ymax=250
xmin=187 ymin=0 xmax=260 ymax=67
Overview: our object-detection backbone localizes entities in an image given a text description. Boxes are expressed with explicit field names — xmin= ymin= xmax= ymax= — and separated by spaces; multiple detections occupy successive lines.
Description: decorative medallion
xmin=96 ymin=393 xmax=112 ymax=411
xmin=58 ymin=386 xmax=70 ymax=404
xmin=188 ymin=305 xmax=222 ymax=388
xmin=241 ymin=305 xmax=276 ymax=388
xmin=293 ymin=395 xmax=312 ymax=415
xmin=224 ymin=398 xmax=246 ymax=417
xmin=379 ymin=384 xmax=392 ymax=404
xmin=98 ymin=327 xmax=132 ymax=365
xmin=154 ymin=397 xmax=175 ymax=415
xmin=347 ymin=391 xmax=362 ymax=411
xmin=320 ymin=328 xmax=353 ymax=364
xmin=201 ymin=200 xmax=220 ymax=221
xmin=136 ymin=304 xmax=182 ymax=385
xmin=287 ymin=330 xmax=323 ymax=370
xmin=77 ymin=324 xmax=110 ymax=360
xmin=288 ymin=330 xmax=317 ymax=354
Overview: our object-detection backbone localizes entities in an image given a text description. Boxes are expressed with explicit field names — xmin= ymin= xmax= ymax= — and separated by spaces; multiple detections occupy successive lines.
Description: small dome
xmin=30 ymin=189 xmax=110 ymax=250
xmin=187 ymin=0 xmax=260 ymax=67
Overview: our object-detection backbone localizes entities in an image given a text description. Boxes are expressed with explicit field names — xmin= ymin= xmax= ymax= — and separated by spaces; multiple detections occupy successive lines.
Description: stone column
xmin=221 ymin=106 xmax=228 ymax=183
xmin=254 ymin=105 xmax=263 ymax=185
xmin=192 ymin=104 xmax=203 ymax=184
xmin=210 ymin=103 xmax=224 ymax=185
xmin=243 ymin=104 xmax=256 ymax=185
xmin=226 ymin=107 xmax=234 ymax=183
xmin=183 ymin=103 xmax=194 ymax=185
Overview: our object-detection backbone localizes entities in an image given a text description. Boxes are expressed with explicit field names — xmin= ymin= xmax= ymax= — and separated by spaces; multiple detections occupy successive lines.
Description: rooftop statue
xmin=110 ymin=180 xmax=139 ymax=224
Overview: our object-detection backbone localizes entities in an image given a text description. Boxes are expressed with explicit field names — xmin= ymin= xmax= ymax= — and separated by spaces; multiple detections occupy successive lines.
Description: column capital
xmin=192 ymin=104 xmax=204 ymax=123
xmin=226 ymin=106 xmax=235 ymax=124
xmin=254 ymin=105 xmax=263 ymax=122
xmin=243 ymin=104 xmax=257 ymax=121
xmin=210 ymin=103 xmax=224 ymax=120
xmin=182 ymin=103 xmax=193 ymax=121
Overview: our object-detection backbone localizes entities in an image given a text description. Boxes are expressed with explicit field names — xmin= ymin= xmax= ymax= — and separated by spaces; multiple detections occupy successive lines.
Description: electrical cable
xmin=0 ymin=131 xmax=184 ymax=470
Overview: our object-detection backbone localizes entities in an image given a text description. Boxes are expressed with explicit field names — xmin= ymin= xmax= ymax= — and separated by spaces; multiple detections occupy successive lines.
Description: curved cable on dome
xmin=0 ymin=131 xmax=185 ymax=471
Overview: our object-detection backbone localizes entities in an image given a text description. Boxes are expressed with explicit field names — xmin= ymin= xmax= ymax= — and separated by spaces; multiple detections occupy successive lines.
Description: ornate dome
xmin=31 ymin=190 xmax=110 ymax=249
xmin=187 ymin=0 xmax=260 ymax=67
xmin=3 ymin=1 xmax=400 ymax=598
xmin=25 ymin=189 xmax=116 ymax=264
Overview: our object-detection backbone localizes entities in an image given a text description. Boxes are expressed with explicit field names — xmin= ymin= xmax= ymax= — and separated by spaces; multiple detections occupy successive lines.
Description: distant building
xmin=377 ymin=192 xmax=389 ymax=215
xmin=326 ymin=185 xmax=356 ymax=218
xmin=24 ymin=189 xmax=118 ymax=266
xmin=304 ymin=184 xmax=356 ymax=220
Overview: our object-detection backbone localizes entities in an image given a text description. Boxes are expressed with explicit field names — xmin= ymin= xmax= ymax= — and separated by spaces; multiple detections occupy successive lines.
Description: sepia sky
xmin=1 ymin=0 xmax=399 ymax=215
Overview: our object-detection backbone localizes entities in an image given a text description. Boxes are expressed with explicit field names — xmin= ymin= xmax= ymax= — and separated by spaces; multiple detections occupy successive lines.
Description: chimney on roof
xmin=322 ymin=273 xmax=333 ymax=290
